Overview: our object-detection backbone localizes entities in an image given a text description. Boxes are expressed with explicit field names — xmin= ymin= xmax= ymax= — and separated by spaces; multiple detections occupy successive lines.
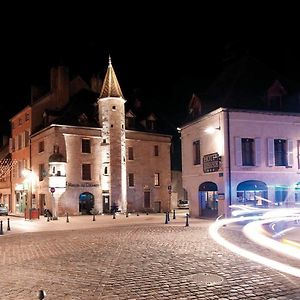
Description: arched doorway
xmin=79 ymin=192 xmax=94 ymax=214
xmin=198 ymin=182 xmax=218 ymax=218
xmin=236 ymin=180 xmax=268 ymax=207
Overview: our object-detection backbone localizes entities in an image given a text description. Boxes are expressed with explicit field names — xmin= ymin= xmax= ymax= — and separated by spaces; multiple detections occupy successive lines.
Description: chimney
xmin=31 ymin=85 xmax=46 ymax=104
xmin=50 ymin=66 xmax=70 ymax=108
xmin=90 ymin=74 xmax=102 ymax=93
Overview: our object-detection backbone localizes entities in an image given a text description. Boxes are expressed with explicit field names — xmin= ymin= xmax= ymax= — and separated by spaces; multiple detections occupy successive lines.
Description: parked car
xmin=178 ymin=199 xmax=189 ymax=209
xmin=0 ymin=204 xmax=8 ymax=216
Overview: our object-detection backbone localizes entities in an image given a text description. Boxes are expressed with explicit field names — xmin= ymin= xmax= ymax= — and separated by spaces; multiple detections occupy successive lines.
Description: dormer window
xmin=146 ymin=120 xmax=156 ymax=131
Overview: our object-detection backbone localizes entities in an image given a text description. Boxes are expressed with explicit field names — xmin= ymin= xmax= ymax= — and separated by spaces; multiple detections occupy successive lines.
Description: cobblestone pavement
xmin=0 ymin=213 xmax=299 ymax=299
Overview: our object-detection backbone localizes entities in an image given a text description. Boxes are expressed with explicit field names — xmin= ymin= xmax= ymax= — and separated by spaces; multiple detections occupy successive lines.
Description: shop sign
xmin=203 ymin=152 xmax=220 ymax=173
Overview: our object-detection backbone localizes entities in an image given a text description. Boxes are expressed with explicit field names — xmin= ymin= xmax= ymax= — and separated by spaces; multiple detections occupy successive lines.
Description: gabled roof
xmin=99 ymin=56 xmax=124 ymax=99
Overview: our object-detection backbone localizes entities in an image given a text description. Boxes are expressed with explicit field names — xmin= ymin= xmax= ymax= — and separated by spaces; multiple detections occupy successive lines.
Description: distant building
xmin=9 ymin=59 xmax=172 ymax=216
xmin=180 ymin=107 xmax=300 ymax=218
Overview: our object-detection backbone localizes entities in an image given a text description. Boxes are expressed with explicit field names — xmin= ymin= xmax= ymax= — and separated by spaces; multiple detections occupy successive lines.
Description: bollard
xmin=113 ymin=212 xmax=116 ymax=219
xmin=167 ymin=211 xmax=170 ymax=222
xmin=146 ymin=211 xmax=149 ymax=215
xmin=165 ymin=212 xmax=168 ymax=224
xmin=136 ymin=211 xmax=139 ymax=216
xmin=38 ymin=289 xmax=46 ymax=299
xmin=126 ymin=211 xmax=128 ymax=218
xmin=7 ymin=218 xmax=10 ymax=231
xmin=93 ymin=213 xmax=96 ymax=221
xmin=0 ymin=220 xmax=3 ymax=235
xmin=47 ymin=214 xmax=50 ymax=222
xmin=185 ymin=213 xmax=189 ymax=227
xmin=66 ymin=212 xmax=69 ymax=223
xmin=173 ymin=209 xmax=176 ymax=219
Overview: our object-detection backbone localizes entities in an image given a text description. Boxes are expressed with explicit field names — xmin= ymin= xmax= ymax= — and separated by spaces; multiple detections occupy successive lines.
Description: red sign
xmin=50 ymin=187 xmax=55 ymax=193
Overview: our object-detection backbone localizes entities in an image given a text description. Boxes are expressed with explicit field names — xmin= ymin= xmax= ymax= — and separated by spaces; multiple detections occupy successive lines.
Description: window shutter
xmin=235 ymin=137 xmax=242 ymax=166
xmin=254 ymin=138 xmax=261 ymax=166
xmin=287 ymin=139 xmax=293 ymax=167
xmin=267 ymin=138 xmax=274 ymax=166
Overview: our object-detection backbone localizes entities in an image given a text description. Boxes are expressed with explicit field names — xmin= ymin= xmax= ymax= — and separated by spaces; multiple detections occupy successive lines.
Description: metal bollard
xmin=113 ymin=212 xmax=116 ymax=219
xmin=0 ymin=220 xmax=3 ymax=235
xmin=167 ymin=211 xmax=170 ymax=222
xmin=93 ymin=213 xmax=96 ymax=221
xmin=47 ymin=214 xmax=50 ymax=222
xmin=66 ymin=212 xmax=69 ymax=223
xmin=38 ymin=289 xmax=46 ymax=299
xmin=136 ymin=211 xmax=139 ymax=216
xmin=173 ymin=209 xmax=176 ymax=219
xmin=126 ymin=211 xmax=128 ymax=218
xmin=7 ymin=218 xmax=11 ymax=231
xmin=185 ymin=213 xmax=189 ymax=227
xmin=165 ymin=212 xmax=168 ymax=224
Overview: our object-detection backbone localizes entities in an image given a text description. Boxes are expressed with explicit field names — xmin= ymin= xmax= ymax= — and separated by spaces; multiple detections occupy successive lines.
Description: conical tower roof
xmin=99 ymin=56 xmax=124 ymax=98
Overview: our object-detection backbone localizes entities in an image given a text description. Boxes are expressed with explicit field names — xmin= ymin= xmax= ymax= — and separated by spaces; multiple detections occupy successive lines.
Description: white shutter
xmin=287 ymin=139 xmax=293 ymax=167
xmin=267 ymin=138 xmax=274 ymax=166
xmin=255 ymin=138 xmax=261 ymax=166
xmin=235 ymin=137 xmax=242 ymax=166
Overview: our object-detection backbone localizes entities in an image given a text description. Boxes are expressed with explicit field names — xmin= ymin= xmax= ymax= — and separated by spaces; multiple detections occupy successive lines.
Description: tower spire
xmin=99 ymin=56 xmax=124 ymax=98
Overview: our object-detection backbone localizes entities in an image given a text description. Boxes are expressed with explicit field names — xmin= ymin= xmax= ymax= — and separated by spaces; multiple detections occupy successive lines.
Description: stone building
xmin=12 ymin=58 xmax=172 ymax=216
xmin=180 ymin=107 xmax=300 ymax=218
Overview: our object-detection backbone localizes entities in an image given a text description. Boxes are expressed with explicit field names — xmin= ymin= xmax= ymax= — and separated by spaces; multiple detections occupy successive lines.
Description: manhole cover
xmin=188 ymin=273 xmax=224 ymax=286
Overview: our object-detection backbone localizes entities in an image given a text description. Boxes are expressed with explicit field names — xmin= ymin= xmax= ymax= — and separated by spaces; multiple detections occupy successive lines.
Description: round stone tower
xmin=97 ymin=56 xmax=127 ymax=212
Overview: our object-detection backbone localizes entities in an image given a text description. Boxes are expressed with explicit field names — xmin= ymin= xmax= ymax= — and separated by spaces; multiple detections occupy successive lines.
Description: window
xmin=104 ymin=166 xmax=108 ymax=175
xmin=274 ymin=139 xmax=287 ymax=166
xmin=154 ymin=145 xmax=159 ymax=156
xmin=25 ymin=113 xmax=30 ymax=121
xmin=128 ymin=147 xmax=134 ymax=160
xmin=18 ymin=134 xmax=22 ymax=150
xmin=25 ymin=131 xmax=30 ymax=147
xmin=103 ymin=139 xmax=106 ymax=144
xmin=82 ymin=139 xmax=91 ymax=153
xmin=298 ymin=141 xmax=300 ymax=169
xmin=128 ymin=173 xmax=134 ymax=187
xmin=112 ymin=106 xmax=116 ymax=110
xmin=193 ymin=140 xmax=200 ymax=165
xmin=39 ymin=141 xmax=44 ymax=153
xmin=125 ymin=117 xmax=135 ymax=129
xmin=82 ymin=164 xmax=91 ymax=180
xmin=242 ymin=138 xmax=254 ymax=166
xmin=154 ymin=173 xmax=160 ymax=186
xmin=39 ymin=164 xmax=45 ymax=181
xmin=146 ymin=120 xmax=156 ymax=131
xmin=18 ymin=118 xmax=22 ymax=126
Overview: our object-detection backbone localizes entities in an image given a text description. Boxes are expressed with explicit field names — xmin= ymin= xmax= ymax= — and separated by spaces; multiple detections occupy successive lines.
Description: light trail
xmin=243 ymin=217 xmax=300 ymax=260
xmin=209 ymin=216 xmax=300 ymax=278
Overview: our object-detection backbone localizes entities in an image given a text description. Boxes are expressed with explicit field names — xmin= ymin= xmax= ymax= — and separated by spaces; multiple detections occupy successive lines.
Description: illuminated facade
xmin=16 ymin=59 xmax=171 ymax=216
xmin=181 ymin=108 xmax=300 ymax=218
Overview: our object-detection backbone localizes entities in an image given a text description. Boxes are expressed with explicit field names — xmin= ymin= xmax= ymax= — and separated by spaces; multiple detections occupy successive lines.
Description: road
xmin=0 ymin=212 xmax=299 ymax=299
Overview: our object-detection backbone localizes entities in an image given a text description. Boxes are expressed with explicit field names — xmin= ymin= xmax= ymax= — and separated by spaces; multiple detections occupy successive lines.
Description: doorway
xmin=102 ymin=195 xmax=110 ymax=213
xmin=199 ymin=182 xmax=218 ymax=218
xmin=79 ymin=192 xmax=94 ymax=214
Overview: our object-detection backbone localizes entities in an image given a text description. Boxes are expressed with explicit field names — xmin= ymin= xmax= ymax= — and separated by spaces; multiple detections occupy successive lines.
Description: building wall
xmin=10 ymin=106 xmax=32 ymax=214
xmin=31 ymin=125 xmax=102 ymax=216
xmin=126 ymin=131 xmax=171 ymax=212
xmin=181 ymin=108 xmax=300 ymax=218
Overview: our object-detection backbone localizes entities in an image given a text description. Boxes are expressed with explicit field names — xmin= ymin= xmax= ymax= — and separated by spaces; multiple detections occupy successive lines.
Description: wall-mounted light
xmin=204 ymin=126 xmax=221 ymax=134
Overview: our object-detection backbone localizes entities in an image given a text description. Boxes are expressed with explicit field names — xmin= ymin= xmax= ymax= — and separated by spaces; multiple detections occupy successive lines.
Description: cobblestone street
xmin=0 ymin=213 xmax=299 ymax=299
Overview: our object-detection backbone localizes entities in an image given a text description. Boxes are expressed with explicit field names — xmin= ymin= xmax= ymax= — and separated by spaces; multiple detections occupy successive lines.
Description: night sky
xmin=2 ymin=8 xmax=300 ymax=134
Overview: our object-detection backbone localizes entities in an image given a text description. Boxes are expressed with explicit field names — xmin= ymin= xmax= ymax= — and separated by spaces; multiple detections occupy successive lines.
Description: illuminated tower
xmin=98 ymin=56 xmax=127 ymax=212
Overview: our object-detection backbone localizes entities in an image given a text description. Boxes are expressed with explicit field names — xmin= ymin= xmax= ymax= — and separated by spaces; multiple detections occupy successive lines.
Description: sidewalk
xmin=0 ymin=210 xmax=202 ymax=235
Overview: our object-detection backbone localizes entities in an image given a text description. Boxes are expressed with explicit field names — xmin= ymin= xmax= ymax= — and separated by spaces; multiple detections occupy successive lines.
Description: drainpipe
xmin=226 ymin=109 xmax=232 ymax=212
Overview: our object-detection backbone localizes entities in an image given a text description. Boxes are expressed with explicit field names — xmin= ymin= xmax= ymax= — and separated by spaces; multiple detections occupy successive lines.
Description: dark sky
xmin=2 ymin=7 xmax=300 ymax=133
